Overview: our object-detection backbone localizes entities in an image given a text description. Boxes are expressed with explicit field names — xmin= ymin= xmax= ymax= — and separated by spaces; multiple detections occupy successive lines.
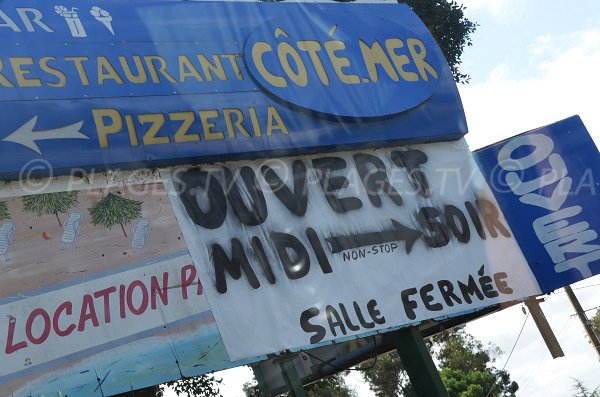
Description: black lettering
xmin=465 ymin=200 xmax=486 ymax=239
xmin=445 ymin=204 xmax=470 ymax=243
xmin=339 ymin=303 xmax=360 ymax=331
xmin=313 ymin=157 xmax=362 ymax=214
xmin=353 ymin=153 xmax=402 ymax=207
xmin=261 ymin=160 xmax=308 ymax=217
xmin=250 ymin=236 xmax=276 ymax=285
xmin=224 ymin=167 xmax=268 ymax=226
xmin=478 ymin=266 xmax=498 ymax=298
xmin=457 ymin=275 xmax=484 ymax=304
xmin=420 ymin=284 xmax=443 ymax=312
xmin=326 ymin=305 xmax=347 ymax=337
xmin=306 ymin=227 xmax=332 ymax=274
xmin=353 ymin=301 xmax=375 ymax=329
xmin=211 ymin=239 xmax=259 ymax=294
xmin=390 ymin=150 xmax=430 ymax=197
xmin=300 ymin=307 xmax=326 ymax=344
xmin=438 ymin=280 xmax=462 ymax=306
xmin=271 ymin=232 xmax=310 ymax=280
xmin=416 ymin=207 xmax=450 ymax=248
xmin=401 ymin=287 xmax=418 ymax=320
xmin=177 ymin=169 xmax=226 ymax=229
xmin=367 ymin=299 xmax=386 ymax=325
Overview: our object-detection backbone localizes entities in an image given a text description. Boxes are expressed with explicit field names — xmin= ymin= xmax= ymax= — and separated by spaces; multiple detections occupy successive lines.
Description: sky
xmin=169 ymin=1 xmax=600 ymax=396
xmin=456 ymin=1 xmax=600 ymax=396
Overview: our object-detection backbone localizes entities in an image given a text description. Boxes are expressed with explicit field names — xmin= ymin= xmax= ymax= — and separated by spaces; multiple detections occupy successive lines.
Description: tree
xmin=304 ymin=372 xmax=356 ymax=397
xmin=88 ymin=193 xmax=142 ymax=237
xmin=22 ymin=191 xmax=79 ymax=227
xmin=113 ymin=375 xmax=221 ymax=397
xmin=403 ymin=0 xmax=477 ymax=83
xmin=360 ymin=352 xmax=413 ymax=397
xmin=163 ymin=375 xmax=222 ymax=397
xmin=0 ymin=201 xmax=10 ymax=222
xmin=571 ymin=378 xmax=600 ymax=397
xmin=243 ymin=371 xmax=355 ymax=397
xmin=359 ymin=328 xmax=518 ymax=397
xmin=592 ymin=309 xmax=600 ymax=336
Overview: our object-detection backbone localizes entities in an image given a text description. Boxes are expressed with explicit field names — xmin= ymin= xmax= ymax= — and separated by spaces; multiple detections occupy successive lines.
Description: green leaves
xmin=164 ymin=375 xmax=222 ymax=397
xmin=404 ymin=0 xmax=477 ymax=84
xmin=592 ymin=309 xmax=600 ymax=336
xmin=359 ymin=328 xmax=518 ymax=397
xmin=23 ymin=191 xmax=79 ymax=217
xmin=0 ymin=201 xmax=10 ymax=221
xmin=243 ymin=371 xmax=355 ymax=397
xmin=88 ymin=193 xmax=142 ymax=235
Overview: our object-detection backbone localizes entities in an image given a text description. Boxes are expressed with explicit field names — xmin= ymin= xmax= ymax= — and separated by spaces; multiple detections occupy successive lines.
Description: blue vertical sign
xmin=474 ymin=116 xmax=600 ymax=292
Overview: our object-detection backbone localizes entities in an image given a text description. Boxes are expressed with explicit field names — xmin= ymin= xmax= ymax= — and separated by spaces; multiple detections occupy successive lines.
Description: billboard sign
xmin=165 ymin=139 xmax=541 ymax=360
xmin=0 ymin=183 xmax=248 ymax=397
xmin=0 ymin=0 xmax=466 ymax=180
xmin=474 ymin=115 xmax=600 ymax=292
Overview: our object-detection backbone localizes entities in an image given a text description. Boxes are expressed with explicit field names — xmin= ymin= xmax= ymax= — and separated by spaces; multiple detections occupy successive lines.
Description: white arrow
xmin=2 ymin=116 xmax=88 ymax=154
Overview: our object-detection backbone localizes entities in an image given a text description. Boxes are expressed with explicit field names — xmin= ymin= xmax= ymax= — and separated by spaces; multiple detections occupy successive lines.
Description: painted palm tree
xmin=22 ymin=191 xmax=79 ymax=227
xmin=88 ymin=193 xmax=142 ymax=237
xmin=0 ymin=201 xmax=10 ymax=222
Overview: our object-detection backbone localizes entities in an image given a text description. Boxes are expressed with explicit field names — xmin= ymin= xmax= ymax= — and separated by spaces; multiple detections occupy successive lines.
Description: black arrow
xmin=325 ymin=219 xmax=422 ymax=254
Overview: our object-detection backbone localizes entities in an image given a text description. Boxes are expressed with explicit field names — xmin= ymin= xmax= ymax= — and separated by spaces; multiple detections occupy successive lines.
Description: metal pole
xmin=393 ymin=327 xmax=450 ymax=397
xmin=564 ymin=285 xmax=600 ymax=360
xmin=278 ymin=356 xmax=307 ymax=397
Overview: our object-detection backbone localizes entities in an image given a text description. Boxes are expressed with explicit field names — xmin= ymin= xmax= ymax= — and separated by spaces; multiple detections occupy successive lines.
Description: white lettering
xmin=0 ymin=10 xmax=21 ymax=32
xmin=555 ymin=249 xmax=600 ymax=278
xmin=506 ymin=153 xmax=568 ymax=195
xmin=533 ymin=206 xmax=588 ymax=244
xmin=545 ymin=229 xmax=600 ymax=264
xmin=498 ymin=134 xmax=554 ymax=171
xmin=519 ymin=176 xmax=572 ymax=211
xmin=16 ymin=8 xmax=54 ymax=32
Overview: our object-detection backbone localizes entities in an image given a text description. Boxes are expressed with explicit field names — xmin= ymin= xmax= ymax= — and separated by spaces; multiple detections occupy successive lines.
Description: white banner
xmin=165 ymin=139 xmax=541 ymax=360
xmin=0 ymin=254 xmax=209 ymax=380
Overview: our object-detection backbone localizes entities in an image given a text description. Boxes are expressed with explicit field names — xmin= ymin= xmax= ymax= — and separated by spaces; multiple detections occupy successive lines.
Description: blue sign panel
xmin=0 ymin=0 xmax=466 ymax=179
xmin=474 ymin=116 xmax=600 ymax=292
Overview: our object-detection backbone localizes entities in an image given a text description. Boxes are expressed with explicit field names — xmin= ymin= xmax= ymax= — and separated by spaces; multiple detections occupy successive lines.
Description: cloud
xmin=460 ymin=27 xmax=600 ymax=150
xmin=462 ymin=26 xmax=600 ymax=395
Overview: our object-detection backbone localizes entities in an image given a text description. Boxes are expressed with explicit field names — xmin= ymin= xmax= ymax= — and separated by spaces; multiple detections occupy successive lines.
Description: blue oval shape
xmin=243 ymin=10 xmax=443 ymax=119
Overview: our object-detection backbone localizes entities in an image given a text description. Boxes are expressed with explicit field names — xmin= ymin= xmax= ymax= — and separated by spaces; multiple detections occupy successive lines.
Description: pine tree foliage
xmin=88 ymin=193 xmax=142 ymax=236
xmin=22 ymin=191 xmax=79 ymax=226
xmin=23 ymin=191 xmax=79 ymax=217
xmin=0 ymin=201 xmax=10 ymax=221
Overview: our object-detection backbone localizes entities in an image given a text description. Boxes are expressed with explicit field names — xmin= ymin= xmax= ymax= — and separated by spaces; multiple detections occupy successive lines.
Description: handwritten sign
xmin=165 ymin=140 xmax=540 ymax=360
